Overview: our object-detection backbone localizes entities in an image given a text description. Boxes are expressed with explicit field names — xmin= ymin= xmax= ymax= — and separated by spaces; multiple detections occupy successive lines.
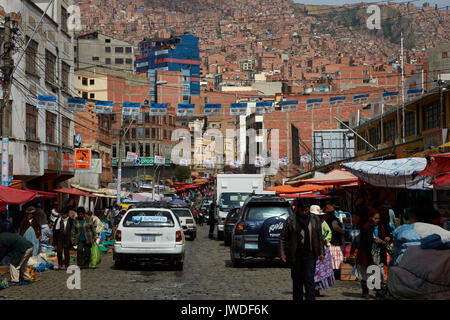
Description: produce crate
xmin=340 ymin=263 xmax=356 ymax=281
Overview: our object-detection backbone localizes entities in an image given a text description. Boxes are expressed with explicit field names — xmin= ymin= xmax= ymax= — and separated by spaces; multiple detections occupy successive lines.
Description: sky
xmin=293 ymin=0 xmax=449 ymax=8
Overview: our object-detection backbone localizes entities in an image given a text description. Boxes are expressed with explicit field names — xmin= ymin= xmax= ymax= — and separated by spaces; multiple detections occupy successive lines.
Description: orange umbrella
xmin=266 ymin=184 xmax=331 ymax=194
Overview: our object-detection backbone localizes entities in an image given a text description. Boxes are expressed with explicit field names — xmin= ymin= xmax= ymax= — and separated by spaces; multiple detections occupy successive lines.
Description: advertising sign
xmin=177 ymin=104 xmax=195 ymax=117
xmin=94 ymin=100 xmax=114 ymax=114
xmin=68 ymin=98 xmax=86 ymax=112
xmin=37 ymin=95 xmax=57 ymax=111
xmin=353 ymin=94 xmax=370 ymax=105
xmin=306 ymin=98 xmax=323 ymax=110
xmin=329 ymin=96 xmax=346 ymax=107
xmin=255 ymin=101 xmax=273 ymax=114
xmin=122 ymin=102 xmax=141 ymax=116
xmin=75 ymin=148 xmax=91 ymax=170
xmin=281 ymin=100 xmax=298 ymax=112
xmin=204 ymin=104 xmax=221 ymax=116
xmin=149 ymin=102 xmax=168 ymax=116
xmin=230 ymin=103 xmax=247 ymax=116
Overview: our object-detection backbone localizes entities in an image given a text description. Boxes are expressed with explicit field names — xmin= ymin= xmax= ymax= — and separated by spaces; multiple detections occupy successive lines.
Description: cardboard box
xmin=340 ymin=263 xmax=357 ymax=281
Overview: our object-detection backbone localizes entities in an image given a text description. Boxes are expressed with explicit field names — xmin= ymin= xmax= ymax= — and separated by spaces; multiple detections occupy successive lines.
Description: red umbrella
xmin=0 ymin=185 xmax=36 ymax=205
xmin=434 ymin=173 xmax=450 ymax=189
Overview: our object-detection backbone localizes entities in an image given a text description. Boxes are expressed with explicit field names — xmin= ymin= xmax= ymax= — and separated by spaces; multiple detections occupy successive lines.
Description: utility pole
xmin=1 ymin=15 xmax=13 ymax=186
xmin=401 ymin=32 xmax=406 ymax=143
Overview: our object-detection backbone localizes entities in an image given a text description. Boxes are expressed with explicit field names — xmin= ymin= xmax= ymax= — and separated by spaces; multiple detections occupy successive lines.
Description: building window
xmin=26 ymin=104 xmax=37 ymax=140
xmin=131 ymin=128 xmax=136 ymax=139
xmin=384 ymin=119 xmax=395 ymax=142
xmin=138 ymin=112 xmax=143 ymax=124
xmin=126 ymin=47 xmax=132 ymax=54
xmin=145 ymin=128 xmax=150 ymax=138
xmin=115 ymin=58 xmax=124 ymax=64
xmin=112 ymin=144 xmax=117 ymax=158
xmin=82 ymin=92 xmax=88 ymax=99
xmin=423 ymin=101 xmax=440 ymax=131
xmin=105 ymin=58 xmax=111 ymax=64
xmin=46 ymin=112 xmax=56 ymax=143
xmin=405 ymin=112 xmax=416 ymax=137
xmin=145 ymin=144 xmax=150 ymax=156
xmin=82 ymin=77 xmax=88 ymax=86
xmin=92 ymin=56 xmax=99 ymax=61
xmin=152 ymin=128 xmax=156 ymax=139
xmin=152 ymin=116 xmax=156 ymax=124
xmin=145 ymin=112 xmax=150 ymax=123
xmin=45 ymin=50 xmax=56 ymax=84
xmin=105 ymin=38 xmax=111 ymax=43
xmin=115 ymin=47 xmax=124 ymax=53
xmin=61 ymin=6 xmax=68 ymax=33
xmin=126 ymin=58 xmax=133 ymax=64
xmin=90 ymin=79 xmax=95 ymax=85
xmin=61 ymin=62 xmax=70 ymax=91
xmin=138 ymin=128 xmax=143 ymax=139
xmin=163 ymin=129 xmax=167 ymax=139
xmin=369 ymin=126 xmax=380 ymax=146
xmin=62 ymin=117 xmax=70 ymax=146
xmin=443 ymin=52 xmax=448 ymax=59
xmin=105 ymin=47 xmax=111 ymax=53
xmin=25 ymin=38 xmax=38 ymax=76
xmin=131 ymin=143 xmax=136 ymax=153
xmin=163 ymin=116 xmax=167 ymax=124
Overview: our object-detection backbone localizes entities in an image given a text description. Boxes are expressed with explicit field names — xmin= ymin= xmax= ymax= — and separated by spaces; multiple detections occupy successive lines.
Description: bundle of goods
xmin=391 ymin=222 xmax=450 ymax=266
xmin=28 ymin=255 xmax=54 ymax=272
xmin=388 ymin=244 xmax=450 ymax=300
xmin=98 ymin=240 xmax=115 ymax=254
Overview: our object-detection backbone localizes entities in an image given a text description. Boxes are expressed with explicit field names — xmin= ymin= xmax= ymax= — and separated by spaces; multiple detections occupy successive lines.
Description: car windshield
xmin=123 ymin=210 xmax=175 ymax=228
xmin=172 ymin=208 xmax=192 ymax=218
xmin=245 ymin=206 xmax=290 ymax=221
xmin=219 ymin=193 xmax=250 ymax=209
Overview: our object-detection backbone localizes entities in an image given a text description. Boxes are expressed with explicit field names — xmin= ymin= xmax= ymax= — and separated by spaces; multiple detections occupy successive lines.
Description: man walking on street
xmin=208 ymin=202 xmax=216 ymax=239
xmin=53 ymin=208 xmax=73 ymax=270
xmin=71 ymin=207 xmax=96 ymax=269
xmin=280 ymin=200 xmax=325 ymax=301
xmin=0 ymin=232 xmax=34 ymax=285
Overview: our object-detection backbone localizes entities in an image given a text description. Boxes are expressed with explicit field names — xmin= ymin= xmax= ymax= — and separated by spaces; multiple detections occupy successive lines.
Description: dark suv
xmin=230 ymin=195 xmax=293 ymax=267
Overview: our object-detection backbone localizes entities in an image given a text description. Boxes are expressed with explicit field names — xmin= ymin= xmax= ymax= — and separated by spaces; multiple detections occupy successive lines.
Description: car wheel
xmin=175 ymin=261 xmax=183 ymax=271
xmin=231 ymin=256 xmax=244 ymax=268
xmin=192 ymin=231 xmax=197 ymax=240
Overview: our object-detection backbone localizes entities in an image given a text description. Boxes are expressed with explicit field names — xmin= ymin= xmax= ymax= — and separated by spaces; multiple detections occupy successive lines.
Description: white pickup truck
xmin=214 ymin=174 xmax=264 ymax=240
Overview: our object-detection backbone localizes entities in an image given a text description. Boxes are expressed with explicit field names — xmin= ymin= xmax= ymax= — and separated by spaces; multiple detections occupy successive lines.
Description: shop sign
xmin=75 ymin=148 xmax=91 ymax=170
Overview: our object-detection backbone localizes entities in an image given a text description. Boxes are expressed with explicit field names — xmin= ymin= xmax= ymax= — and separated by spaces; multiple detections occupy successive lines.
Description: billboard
xmin=75 ymin=148 xmax=91 ymax=170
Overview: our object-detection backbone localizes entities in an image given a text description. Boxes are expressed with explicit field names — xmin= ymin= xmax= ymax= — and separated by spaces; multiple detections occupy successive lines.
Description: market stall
xmin=0 ymin=185 xmax=36 ymax=205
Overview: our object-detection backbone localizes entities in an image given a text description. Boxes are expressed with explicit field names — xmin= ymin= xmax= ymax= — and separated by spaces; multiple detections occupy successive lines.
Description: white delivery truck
xmin=214 ymin=174 xmax=265 ymax=240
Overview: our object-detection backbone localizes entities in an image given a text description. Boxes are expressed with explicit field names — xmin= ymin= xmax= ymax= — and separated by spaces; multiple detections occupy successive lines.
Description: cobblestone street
xmin=1 ymin=225 xmax=366 ymax=300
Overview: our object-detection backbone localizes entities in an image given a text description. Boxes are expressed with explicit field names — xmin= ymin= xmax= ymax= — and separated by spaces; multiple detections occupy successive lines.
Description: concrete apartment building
xmin=75 ymin=32 xmax=135 ymax=73
xmin=0 ymin=0 xmax=76 ymax=192
xmin=427 ymin=43 xmax=450 ymax=90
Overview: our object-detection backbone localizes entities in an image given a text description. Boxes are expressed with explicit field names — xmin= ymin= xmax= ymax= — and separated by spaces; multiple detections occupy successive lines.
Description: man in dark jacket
xmin=280 ymin=200 xmax=325 ymax=301
xmin=0 ymin=232 xmax=34 ymax=285
xmin=53 ymin=208 xmax=73 ymax=270
xmin=71 ymin=207 xmax=96 ymax=269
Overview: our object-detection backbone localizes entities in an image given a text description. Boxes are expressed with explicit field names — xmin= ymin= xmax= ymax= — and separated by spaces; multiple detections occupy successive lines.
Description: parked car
xmin=224 ymin=207 xmax=241 ymax=246
xmin=230 ymin=195 xmax=293 ymax=267
xmin=113 ymin=207 xmax=185 ymax=270
xmin=170 ymin=207 xmax=197 ymax=240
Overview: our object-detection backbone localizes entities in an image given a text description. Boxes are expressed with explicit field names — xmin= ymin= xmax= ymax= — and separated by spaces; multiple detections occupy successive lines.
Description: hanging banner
xmin=254 ymin=157 xmax=266 ymax=167
xmin=229 ymin=159 xmax=241 ymax=168
xmin=127 ymin=152 xmax=138 ymax=161
xmin=382 ymin=91 xmax=399 ymax=104
xmin=407 ymin=88 xmax=423 ymax=101
xmin=322 ymin=151 xmax=332 ymax=160
xmin=177 ymin=104 xmax=195 ymax=117
xmin=255 ymin=101 xmax=273 ymax=114
xmin=281 ymin=100 xmax=298 ymax=112
xmin=154 ymin=155 xmax=165 ymax=165
xmin=329 ymin=96 xmax=346 ymax=107
xmin=204 ymin=104 xmax=221 ymax=116
xmin=122 ymin=102 xmax=141 ymax=116
xmin=37 ymin=95 xmax=57 ymax=111
xmin=306 ymin=98 xmax=323 ymax=110
xmin=179 ymin=158 xmax=191 ymax=166
xmin=300 ymin=154 xmax=311 ymax=163
xmin=230 ymin=103 xmax=247 ymax=116
xmin=74 ymin=148 xmax=91 ymax=170
xmin=94 ymin=100 xmax=114 ymax=114
xmin=278 ymin=157 xmax=289 ymax=165
xmin=353 ymin=94 xmax=370 ymax=105
xmin=149 ymin=102 xmax=168 ymax=116
xmin=68 ymin=97 xmax=86 ymax=112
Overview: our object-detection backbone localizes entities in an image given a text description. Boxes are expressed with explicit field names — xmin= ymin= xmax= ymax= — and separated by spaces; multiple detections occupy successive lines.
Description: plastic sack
xmin=98 ymin=245 xmax=108 ymax=254
xmin=90 ymin=243 xmax=101 ymax=267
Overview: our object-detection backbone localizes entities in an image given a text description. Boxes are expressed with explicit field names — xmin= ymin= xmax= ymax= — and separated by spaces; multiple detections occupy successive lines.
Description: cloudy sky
xmin=293 ymin=0 xmax=449 ymax=7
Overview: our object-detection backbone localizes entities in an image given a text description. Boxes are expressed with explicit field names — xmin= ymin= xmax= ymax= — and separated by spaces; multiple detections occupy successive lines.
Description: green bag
xmin=90 ymin=243 xmax=102 ymax=267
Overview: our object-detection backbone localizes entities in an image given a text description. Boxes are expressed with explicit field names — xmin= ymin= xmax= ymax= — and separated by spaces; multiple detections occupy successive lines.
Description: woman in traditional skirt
xmin=310 ymin=205 xmax=335 ymax=297
xmin=323 ymin=204 xmax=346 ymax=279
xmin=355 ymin=211 xmax=391 ymax=299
